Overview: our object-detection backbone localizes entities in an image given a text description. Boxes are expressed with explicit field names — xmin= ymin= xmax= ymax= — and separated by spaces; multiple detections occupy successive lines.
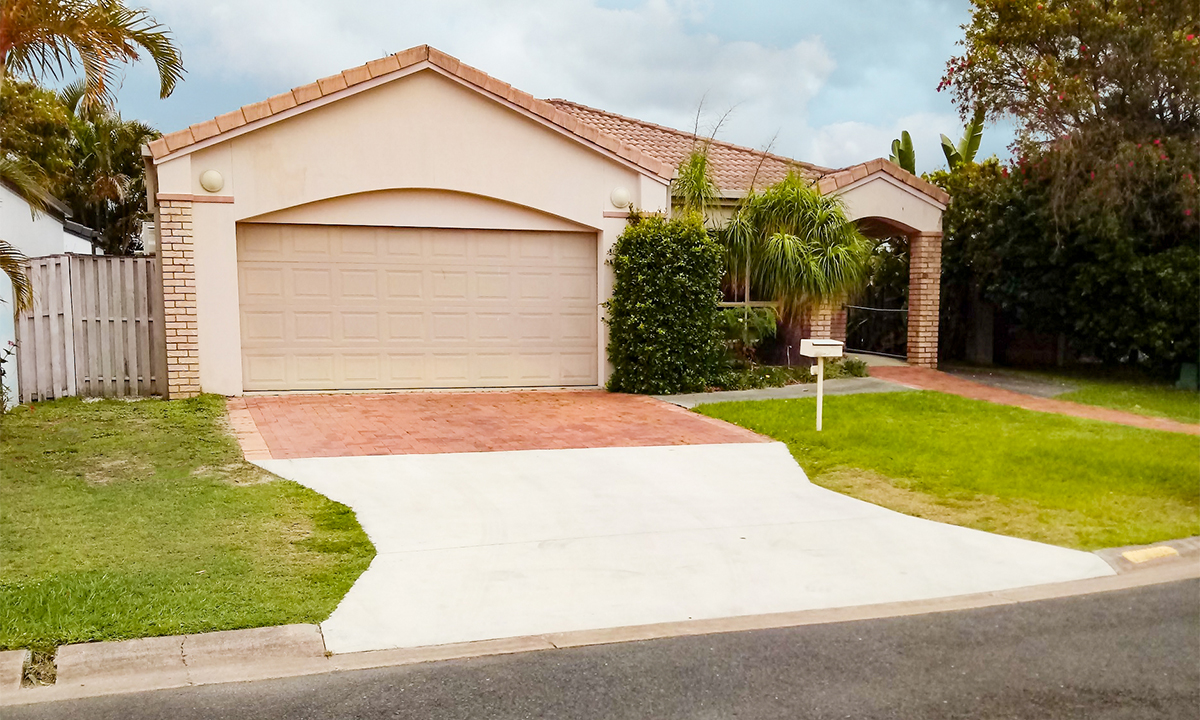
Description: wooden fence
xmin=14 ymin=254 xmax=166 ymax=402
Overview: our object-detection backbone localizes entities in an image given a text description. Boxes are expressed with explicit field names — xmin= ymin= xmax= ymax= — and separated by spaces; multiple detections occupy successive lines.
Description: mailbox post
xmin=799 ymin=339 xmax=844 ymax=431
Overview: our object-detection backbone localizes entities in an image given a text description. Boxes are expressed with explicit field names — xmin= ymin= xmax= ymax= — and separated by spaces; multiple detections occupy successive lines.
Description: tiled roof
xmin=146 ymin=44 xmax=948 ymax=206
xmin=816 ymin=158 xmax=950 ymax=206
xmin=547 ymin=99 xmax=828 ymax=197
xmin=146 ymin=46 xmax=675 ymax=179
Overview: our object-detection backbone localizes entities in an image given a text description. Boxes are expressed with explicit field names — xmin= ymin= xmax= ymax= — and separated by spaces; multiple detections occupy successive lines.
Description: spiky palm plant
xmin=0 ymin=0 xmax=184 ymax=108
xmin=727 ymin=174 xmax=871 ymax=359
xmin=673 ymin=148 xmax=720 ymax=225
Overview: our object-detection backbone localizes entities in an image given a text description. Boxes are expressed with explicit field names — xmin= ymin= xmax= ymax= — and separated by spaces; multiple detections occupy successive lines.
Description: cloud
xmin=805 ymin=112 xmax=965 ymax=172
xmin=145 ymin=0 xmax=834 ymax=152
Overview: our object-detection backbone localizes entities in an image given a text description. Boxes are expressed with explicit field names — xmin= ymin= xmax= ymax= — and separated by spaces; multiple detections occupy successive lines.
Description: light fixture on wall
xmin=199 ymin=170 xmax=224 ymax=193
xmin=609 ymin=186 xmax=632 ymax=209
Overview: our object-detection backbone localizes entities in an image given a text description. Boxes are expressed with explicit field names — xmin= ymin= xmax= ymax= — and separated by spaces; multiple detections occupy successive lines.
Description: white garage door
xmin=237 ymin=224 xmax=598 ymax=391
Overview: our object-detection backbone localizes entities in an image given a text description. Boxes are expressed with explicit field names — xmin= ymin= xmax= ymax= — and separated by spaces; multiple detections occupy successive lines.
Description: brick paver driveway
xmin=227 ymin=390 xmax=768 ymax=460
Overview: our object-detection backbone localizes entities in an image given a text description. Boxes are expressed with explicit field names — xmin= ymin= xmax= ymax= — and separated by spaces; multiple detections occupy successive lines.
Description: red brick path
xmin=227 ymin=390 xmax=770 ymax=460
xmin=870 ymin=366 xmax=1200 ymax=436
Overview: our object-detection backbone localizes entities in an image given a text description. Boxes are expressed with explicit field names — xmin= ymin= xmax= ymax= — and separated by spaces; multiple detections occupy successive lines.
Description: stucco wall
xmin=153 ymin=67 xmax=668 ymax=394
xmin=835 ymin=174 xmax=944 ymax=235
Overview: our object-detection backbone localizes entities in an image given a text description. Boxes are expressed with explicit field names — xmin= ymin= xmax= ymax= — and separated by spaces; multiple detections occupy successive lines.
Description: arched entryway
xmin=811 ymin=161 xmax=948 ymax=368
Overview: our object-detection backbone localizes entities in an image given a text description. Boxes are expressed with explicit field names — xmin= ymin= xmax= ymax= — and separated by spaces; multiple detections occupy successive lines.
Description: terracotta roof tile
xmin=546 ymin=99 xmax=828 ymax=196
xmin=342 ymin=64 xmax=371 ymax=87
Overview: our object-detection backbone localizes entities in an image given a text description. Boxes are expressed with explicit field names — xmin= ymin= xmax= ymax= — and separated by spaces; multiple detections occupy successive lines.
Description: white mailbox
xmin=798 ymin=338 xmax=845 ymax=432
xmin=799 ymin=338 xmax=844 ymax=358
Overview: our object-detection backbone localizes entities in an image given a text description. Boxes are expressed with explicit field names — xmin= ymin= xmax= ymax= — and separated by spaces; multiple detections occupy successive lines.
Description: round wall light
xmin=609 ymin=186 xmax=632 ymax=209
xmin=199 ymin=170 xmax=225 ymax=193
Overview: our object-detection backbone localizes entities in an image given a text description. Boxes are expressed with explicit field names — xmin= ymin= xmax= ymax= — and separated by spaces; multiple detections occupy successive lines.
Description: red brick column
xmin=907 ymin=231 xmax=942 ymax=368
xmin=830 ymin=307 xmax=847 ymax=343
xmin=159 ymin=199 xmax=200 ymax=398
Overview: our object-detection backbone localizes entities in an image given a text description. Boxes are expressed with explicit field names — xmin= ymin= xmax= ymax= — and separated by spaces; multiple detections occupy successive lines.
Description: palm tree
xmin=58 ymin=80 xmax=158 ymax=254
xmin=0 ymin=0 xmax=184 ymax=108
xmin=721 ymin=174 xmax=871 ymax=361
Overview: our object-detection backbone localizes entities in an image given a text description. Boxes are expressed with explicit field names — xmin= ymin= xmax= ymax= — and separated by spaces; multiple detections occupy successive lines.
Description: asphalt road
xmin=10 ymin=580 xmax=1198 ymax=720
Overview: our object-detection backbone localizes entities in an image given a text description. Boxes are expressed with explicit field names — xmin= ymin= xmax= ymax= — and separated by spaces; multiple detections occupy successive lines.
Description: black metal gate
xmin=845 ymin=305 xmax=907 ymax=359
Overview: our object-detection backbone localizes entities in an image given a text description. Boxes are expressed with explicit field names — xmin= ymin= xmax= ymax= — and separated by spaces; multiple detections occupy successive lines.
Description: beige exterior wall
xmin=834 ymin=174 xmax=944 ymax=235
xmin=153 ymin=66 xmax=668 ymax=395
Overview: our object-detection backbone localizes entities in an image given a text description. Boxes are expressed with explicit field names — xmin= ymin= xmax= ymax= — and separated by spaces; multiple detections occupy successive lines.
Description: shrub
xmin=716 ymin=306 xmax=777 ymax=364
xmin=710 ymin=357 xmax=868 ymax=391
xmin=935 ymin=140 xmax=1199 ymax=373
xmin=605 ymin=214 xmax=724 ymax=394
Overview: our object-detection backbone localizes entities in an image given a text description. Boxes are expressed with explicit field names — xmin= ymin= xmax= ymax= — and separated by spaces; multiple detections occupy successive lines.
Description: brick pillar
xmin=810 ymin=305 xmax=834 ymax=338
xmin=159 ymin=199 xmax=200 ymax=398
xmin=830 ymin=307 xmax=847 ymax=343
xmin=907 ymin=231 xmax=942 ymax=368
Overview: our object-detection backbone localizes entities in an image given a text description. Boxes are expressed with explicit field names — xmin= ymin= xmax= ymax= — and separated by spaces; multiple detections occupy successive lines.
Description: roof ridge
xmin=146 ymin=45 xmax=675 ymax=179
xmin=545 ymin=98 xmax=831 ymax=173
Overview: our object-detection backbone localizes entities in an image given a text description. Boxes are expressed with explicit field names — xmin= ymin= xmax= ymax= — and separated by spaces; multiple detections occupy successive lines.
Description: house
xmin=143 ymin=45 xmax=947 ymax=399
xmin=0 ymin=181 xmax=101 ymax=403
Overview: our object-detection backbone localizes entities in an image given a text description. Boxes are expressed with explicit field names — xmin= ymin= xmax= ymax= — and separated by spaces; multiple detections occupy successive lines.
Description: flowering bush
xmin=934 ymin=137 xmax=1199 ymax=371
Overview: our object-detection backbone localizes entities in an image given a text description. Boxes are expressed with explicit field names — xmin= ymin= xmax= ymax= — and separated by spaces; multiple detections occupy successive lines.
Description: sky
xmin=110 ymin=0 xmax=1013 ymax=174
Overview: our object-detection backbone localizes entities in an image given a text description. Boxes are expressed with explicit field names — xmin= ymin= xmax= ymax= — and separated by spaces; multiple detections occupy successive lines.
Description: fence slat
xmin=96 ymin=258 xmax=114 ymax=396
xmin=47 ymin=259 xmax=65 ymax=397
xmin=123 ymin=260 xmax=138 ymax=395
xmin=63 ymin=258 xmax=78 ymax=396
xmin=84 ymin=259 xmax=101 ymax=395
xmin=108 ymin=259 xmax=125 ymax=396
xmin=150 ymin=258 xmax=167 ymax=396
xmin=34 ymin=262 xmax=52 ymax=401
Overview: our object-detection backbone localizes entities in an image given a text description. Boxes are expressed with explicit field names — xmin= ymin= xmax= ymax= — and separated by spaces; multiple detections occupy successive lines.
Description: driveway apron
xmin=238 ymin=392 xmax=1115 ymax=654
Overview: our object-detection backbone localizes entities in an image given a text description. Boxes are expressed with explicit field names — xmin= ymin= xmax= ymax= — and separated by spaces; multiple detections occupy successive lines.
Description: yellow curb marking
xmin=1121 ymin=546 xmax=1179 ymax=564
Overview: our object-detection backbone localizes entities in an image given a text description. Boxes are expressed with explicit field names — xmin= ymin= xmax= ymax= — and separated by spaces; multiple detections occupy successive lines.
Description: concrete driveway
xmin=239 ymin=392 xmax=1114 ymax=654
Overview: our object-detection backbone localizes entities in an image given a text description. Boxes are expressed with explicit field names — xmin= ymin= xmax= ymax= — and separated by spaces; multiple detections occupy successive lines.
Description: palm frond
xmin=2 ymin=0 xmax=185 ymax=108
xmin=0 ymin=156 xmax=49 ymax=216
xmin=0 ymin=240 xmax=33 ymax=315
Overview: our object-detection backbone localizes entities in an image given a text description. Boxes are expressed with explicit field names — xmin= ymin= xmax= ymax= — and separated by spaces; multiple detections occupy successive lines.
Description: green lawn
xmin=0 ymin=395 xmax=375 ymax=651
xmin=1056 ymin=380 xmax=1199 ymax=425
xmin=698 ymin=392 xmax=1199 ymax=550
xmin=952 ymin=364 xmax=1199 ymax=424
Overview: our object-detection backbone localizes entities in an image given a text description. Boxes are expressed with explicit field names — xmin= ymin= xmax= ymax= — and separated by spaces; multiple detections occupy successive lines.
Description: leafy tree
xmin=0 ymin=78 xmax=70 ymax=179
xmin=940 ymin=0 xmax=1199 ymax=142
xmin=0 ymin=0 xmax=184 ymax=108
xmin=933 ymin=146 xmax=1199 ymax=371
xmin=934 ymin=0 xmax=1200 ymax=373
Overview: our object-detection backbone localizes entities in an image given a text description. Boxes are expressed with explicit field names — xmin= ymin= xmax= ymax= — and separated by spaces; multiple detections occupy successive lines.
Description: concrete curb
xmin=3 ymin=559 xmax=1195 ymax=707
xmin=0 ymin=649 xmax=28 ymax=696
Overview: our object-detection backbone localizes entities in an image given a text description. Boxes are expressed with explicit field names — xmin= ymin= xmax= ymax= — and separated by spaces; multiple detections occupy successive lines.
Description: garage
xmin=237 ymin=223 xmax=598 ymax=391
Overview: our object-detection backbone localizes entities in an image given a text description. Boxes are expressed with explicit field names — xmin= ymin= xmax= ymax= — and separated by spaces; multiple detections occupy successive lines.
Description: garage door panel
xmin=342 ymin=354 xmax=382 ymax=383
xmin=294 ymin=311 xmax=333 ymax=341
xmin=239 ymin=224 xmax=597 ymax=390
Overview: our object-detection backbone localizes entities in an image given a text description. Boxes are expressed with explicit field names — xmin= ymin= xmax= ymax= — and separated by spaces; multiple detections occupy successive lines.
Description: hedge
xmin=605 ymin=214 xmax=724 ymax=394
